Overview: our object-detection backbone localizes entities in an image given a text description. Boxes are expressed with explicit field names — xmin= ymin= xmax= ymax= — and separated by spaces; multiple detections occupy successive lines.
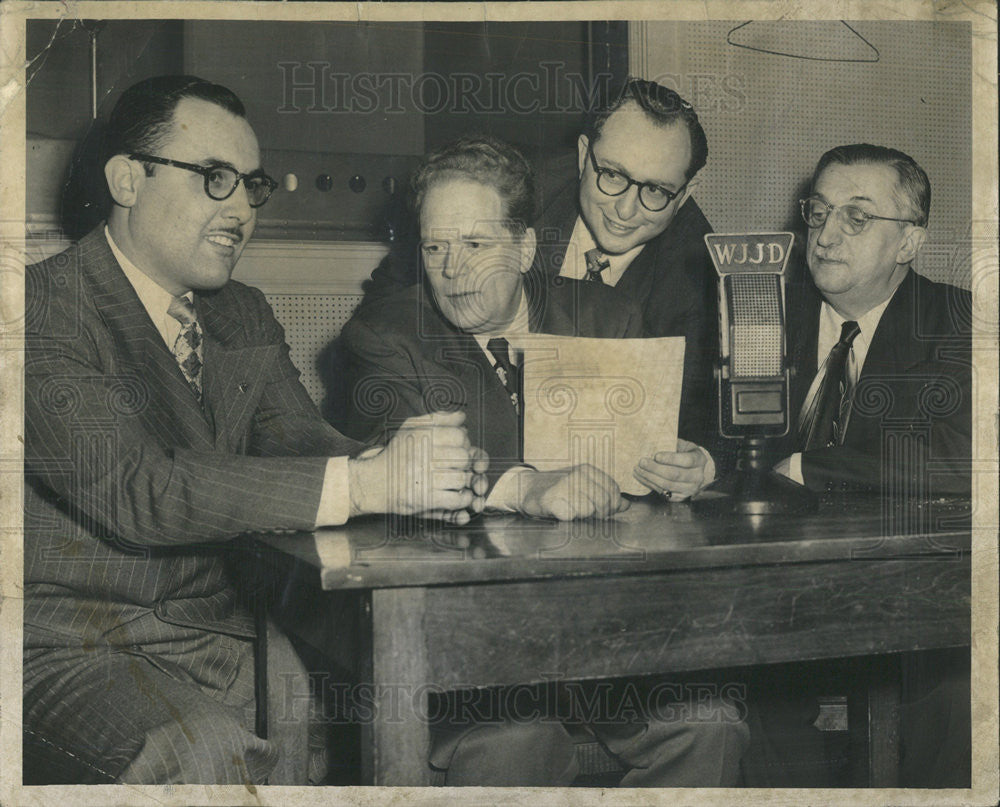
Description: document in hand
xmin=515 ymin=335 xmax=686 ymax=496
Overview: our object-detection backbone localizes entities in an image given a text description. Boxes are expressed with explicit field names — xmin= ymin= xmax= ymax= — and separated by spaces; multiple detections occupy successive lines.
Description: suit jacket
xmin=776 ymin=268 xmax=972 ymax=494
xmin=331 ymin=274 xmax=642 ymax=488
xmin=24 ymin=228 xmax=362 ymax=673
xmin=530 ymin=155 xmax=719 ymax=449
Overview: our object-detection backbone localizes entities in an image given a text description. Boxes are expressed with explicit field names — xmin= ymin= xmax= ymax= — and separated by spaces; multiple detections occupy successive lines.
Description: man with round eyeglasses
xmin=550 ymin=79 xmax=720 ymax=503
xmin=23 ymin=75 xmax=489 ymax=785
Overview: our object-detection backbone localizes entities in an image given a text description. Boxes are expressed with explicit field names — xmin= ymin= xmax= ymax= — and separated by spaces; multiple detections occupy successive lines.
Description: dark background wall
xmin=26 ymin=19 xmax=627 ymax=241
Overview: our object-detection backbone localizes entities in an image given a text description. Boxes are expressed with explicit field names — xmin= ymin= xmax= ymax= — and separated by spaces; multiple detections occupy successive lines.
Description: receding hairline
xmin=814 ymin=160 xmax=918 ymax=223
xmin=590 ymin=99 xmax=696 ymax=176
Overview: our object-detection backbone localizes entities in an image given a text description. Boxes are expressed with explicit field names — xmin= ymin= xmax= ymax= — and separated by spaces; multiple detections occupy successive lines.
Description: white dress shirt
xmin=558 ymin=216 xmax=645 ymax=287
xmin=780 ymin=292 xmax=896 ymax=484
xmin=105 ymin=227 xmax=351 ymax=527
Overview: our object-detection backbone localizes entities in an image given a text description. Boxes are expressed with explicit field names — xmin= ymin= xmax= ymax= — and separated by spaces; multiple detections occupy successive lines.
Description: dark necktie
xmin=584 ymin=248 xmax=610 ymax=283
xmin=486 ymin=337 xmax=520 ymax=415
xmin=167 ymin=295 xmax=204 ymax=402
xmin=800 ymin=320 xmax=861 ymax=450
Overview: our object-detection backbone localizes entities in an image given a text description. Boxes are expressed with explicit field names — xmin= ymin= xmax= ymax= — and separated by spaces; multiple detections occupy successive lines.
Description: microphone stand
xmin=692 ymin=436 xmax=817 ymax=516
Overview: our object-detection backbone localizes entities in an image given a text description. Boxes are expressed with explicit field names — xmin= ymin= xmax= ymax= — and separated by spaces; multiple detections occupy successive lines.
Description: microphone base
xmin=691 ymin=470 xmax=818 ymax=517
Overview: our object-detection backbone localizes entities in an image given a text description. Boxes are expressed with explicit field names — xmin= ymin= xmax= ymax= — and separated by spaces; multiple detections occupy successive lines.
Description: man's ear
xmin=518 ymin=227 xmax=537 ymax=274
xmin=577 ymin=135 xmax=589 ymax=177
xmin=104 ymin=155 xmax=144 ymax=208
xmin=675 ymin=174 xmax=700 ymax=209
xmin=895 ymin=224 xmax=927 ymax=265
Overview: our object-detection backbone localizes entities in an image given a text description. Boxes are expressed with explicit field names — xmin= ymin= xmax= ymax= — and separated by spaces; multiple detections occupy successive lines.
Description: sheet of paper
xmin=515 ymin=335 xmax=686 ymax=496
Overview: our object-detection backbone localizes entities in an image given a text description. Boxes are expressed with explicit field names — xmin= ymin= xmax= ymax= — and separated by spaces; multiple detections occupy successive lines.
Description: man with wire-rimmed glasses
xmin=771 ymin=143 xmax=971 ymax=500
xmin=23 ymin=74 xmax=488 ymax=785
xmin=762 ymin=143 xmax=972 ymax=789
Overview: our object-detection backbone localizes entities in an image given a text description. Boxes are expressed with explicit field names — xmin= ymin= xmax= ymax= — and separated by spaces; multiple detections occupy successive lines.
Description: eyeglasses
xmin=129 ymin=153 xmax=278 ymax=208
xmin=587 ymin=144 xmax=686 ymax=212
xmin=799 ymin=197 xmax=917 ymax=236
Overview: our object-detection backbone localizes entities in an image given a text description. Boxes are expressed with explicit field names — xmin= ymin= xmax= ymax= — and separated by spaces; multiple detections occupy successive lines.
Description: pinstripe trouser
xmin=23 ymin=621 xmax=304 ymax=784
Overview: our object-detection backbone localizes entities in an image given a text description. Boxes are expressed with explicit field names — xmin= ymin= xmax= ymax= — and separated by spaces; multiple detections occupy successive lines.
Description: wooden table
xmin=254 ymin=495 xmax=971 ymax=786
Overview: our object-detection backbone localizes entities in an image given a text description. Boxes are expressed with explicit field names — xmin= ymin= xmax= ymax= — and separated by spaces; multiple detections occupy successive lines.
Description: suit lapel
xmin=416 ymin=296 xmax=520 ymax=461
xmin=531 ymin=179 xmax=579 ymax=279
xmin=857 ymin=270 xmax=919 ymax=378
xmin=197 ymin=290 xmax=287 ymax=453
xmin=78 ymin=229 xmax=214 ymax=449
xmin=786 ymin=272 xmax=823 ymax=424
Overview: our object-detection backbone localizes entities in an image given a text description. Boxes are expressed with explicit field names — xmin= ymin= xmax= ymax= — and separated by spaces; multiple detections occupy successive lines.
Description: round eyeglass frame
xmin=129 ymin=153 xmax=278 ymax=208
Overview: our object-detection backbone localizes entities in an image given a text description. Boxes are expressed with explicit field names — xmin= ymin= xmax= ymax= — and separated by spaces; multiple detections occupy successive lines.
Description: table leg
xmin=848 ymin=654 xmax=902 ymax=787
xmin=359 ymin=587 xmax=432 ymax=786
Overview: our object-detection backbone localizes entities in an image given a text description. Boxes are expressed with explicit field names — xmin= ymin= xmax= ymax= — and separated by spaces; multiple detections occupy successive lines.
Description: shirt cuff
xmin=315 ymin=456 xmax=351 ymax=527
xmin=696 ymin=445 xmax=717 ymax=489
xmin=774 ymin=452 xmax=805 ymax=485
xmin=485 ymin=465 xmax=535 ymax=512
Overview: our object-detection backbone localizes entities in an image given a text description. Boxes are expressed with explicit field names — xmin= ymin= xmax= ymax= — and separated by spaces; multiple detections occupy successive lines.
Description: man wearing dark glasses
xmin=23 ymin=75 xmax=487 ymax=785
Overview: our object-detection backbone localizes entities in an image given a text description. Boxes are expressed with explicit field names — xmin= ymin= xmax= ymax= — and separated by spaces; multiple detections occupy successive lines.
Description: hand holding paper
xmin=634 ymin=438 xmax=715 ymax=500
xmin=519 ymin=335 xmax=687 ymax=497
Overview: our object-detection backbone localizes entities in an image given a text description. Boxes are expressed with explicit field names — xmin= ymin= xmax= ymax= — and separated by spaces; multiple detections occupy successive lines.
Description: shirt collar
xmin=817 ymin=288 xmax=896 ymax=374
xmin=105 ymin=226 xmax=191 ymax=347
xmin=472 ymin=288 xmax=531 ymax=358
xmin=566 ymin=216 xmax=645 ymax=286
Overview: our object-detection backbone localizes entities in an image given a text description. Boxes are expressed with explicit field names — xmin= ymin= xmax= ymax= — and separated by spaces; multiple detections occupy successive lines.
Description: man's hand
xmin=634 ymin=438 xmax=714 ymax=500
xmin=348 ymin=411 xmax=489 ymax=524
xmin=517 ymin=464 xmax=629 ymax=520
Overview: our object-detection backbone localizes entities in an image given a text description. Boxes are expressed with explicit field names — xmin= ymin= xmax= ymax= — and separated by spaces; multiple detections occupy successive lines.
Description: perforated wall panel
xmin=264 ymin=293 xmax=364 ymax=407
xmin=638 ymin=21 xmax=972 ymax=288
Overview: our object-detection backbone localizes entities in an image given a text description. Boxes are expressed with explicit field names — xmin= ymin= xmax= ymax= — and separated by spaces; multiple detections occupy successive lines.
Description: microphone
xmin=692 ymin=232 xmax=817 ymax=516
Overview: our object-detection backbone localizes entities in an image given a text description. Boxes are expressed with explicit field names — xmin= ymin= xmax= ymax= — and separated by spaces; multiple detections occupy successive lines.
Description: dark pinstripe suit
xmin=23 ymin=227 xmax=362 ymax=782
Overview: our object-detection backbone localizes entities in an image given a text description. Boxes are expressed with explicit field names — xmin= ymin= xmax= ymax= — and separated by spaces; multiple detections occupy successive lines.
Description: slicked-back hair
xmin=586 ymin=78 xmax=708 ymax=182
xmin=102 ymin=75 xmax=246 ymax=173
xmin=411 ymin=136 xmax=535 ymax=235
xmin=813 ymin=144 xmax=931 ymax=228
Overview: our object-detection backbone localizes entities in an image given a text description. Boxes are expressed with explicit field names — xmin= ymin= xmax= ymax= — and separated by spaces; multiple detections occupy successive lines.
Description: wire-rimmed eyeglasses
xmin=129 ymin=153 xmax=278 ymax=208
xmin=586 ymin=144 xmax=686 ymax=212
xmin=799 ymin=196 xmax=917 ymax=236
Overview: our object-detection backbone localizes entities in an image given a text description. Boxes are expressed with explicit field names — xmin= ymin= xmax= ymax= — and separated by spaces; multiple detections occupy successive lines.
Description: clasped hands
xmin=348 ymin=411 xmax=489 ymax=525
xmin=348 ymin=410 xmax=629 ymax=522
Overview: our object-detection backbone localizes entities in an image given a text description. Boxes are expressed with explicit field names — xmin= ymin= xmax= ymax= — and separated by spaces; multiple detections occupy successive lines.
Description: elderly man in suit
xmin=23 ymin=75 xmax=488 ymax=785
xmin=333 ymin=135 xmax=750 ymax=786
xmin=335 ymin=136 xmax=634 ymax=518
xmin=773 ymin=143 xmax=971 ymax=496
xmin=748 ymin=144 xmax=971 ymax=787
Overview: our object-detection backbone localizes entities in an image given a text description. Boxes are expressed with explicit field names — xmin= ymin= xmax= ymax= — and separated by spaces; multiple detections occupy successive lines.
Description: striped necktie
xmin=167 ymin=295 xmax=204 ymax=402
xmin=584 ymin=248 xmax=610 ymax=283
xmin=800 ymin=320 xmax=861 ymax=450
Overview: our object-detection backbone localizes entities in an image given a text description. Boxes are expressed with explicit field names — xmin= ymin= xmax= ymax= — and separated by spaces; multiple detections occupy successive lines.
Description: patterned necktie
xmin=584 ymin=248 xmax=610 ymax=283
xmin=486 ymin=337 xmax=520 ymax=414
xmin=167 ymin=295 xmax=204 ymax=402
xmin=800 ymin=320 xmax=861 ymax=450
